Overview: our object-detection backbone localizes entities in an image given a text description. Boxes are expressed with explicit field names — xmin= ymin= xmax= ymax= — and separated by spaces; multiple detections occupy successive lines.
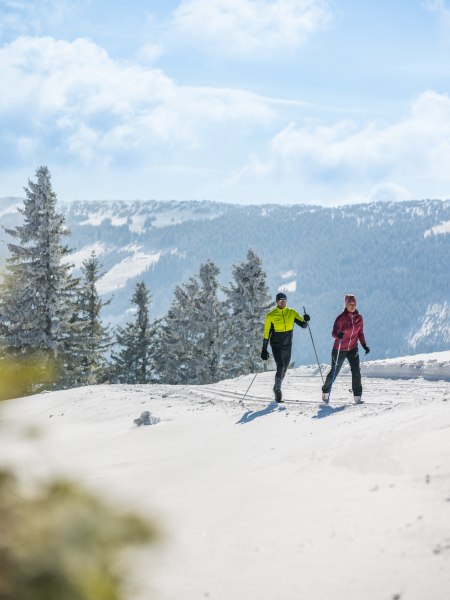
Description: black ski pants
xmin=322 ymin=346 xmax=362 ymax=396
xmin=271 ymin=342 xmax=292 ymax=385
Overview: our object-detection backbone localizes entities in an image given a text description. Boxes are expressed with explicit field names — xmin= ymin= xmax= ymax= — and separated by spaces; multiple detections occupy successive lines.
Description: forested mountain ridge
xmin=1 ymin=196 xmax=449 ymax=366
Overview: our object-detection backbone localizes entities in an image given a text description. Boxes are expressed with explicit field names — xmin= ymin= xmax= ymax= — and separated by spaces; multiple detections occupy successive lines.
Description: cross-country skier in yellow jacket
xmin=261 ymin=292 xmax=310 ymax=402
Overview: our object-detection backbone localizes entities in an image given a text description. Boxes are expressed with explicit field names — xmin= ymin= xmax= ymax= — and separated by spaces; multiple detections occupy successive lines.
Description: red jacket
xmin=332 ymin=309 xmax=367 ymax=351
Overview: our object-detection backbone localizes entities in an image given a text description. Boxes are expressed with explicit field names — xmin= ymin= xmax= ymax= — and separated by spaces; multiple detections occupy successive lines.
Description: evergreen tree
xmin=0 ymin=166 xmax=76 ymax=388
xmin=155 ymin=260 xmax=225 ymax=384
xmin=222 ymin=248 xmax=272 ymax=377
xmin=110 ymin=282 xmax=153 ymax=383
xmin=64 ymin=251 xmax=112 ymax=386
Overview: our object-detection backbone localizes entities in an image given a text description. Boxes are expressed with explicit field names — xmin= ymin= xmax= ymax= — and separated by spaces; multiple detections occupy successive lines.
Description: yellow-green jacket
xmin=264 ymin=306 xmax=307 ymax=345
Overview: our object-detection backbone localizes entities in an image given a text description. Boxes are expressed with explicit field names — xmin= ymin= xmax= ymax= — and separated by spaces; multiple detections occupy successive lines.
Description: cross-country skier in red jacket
xmin=321 ymin=294 xmax=370 ymax=405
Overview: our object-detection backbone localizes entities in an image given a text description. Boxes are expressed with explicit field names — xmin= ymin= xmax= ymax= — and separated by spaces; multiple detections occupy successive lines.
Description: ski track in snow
xmin=1 ymin=355 xmax=450 ymax=600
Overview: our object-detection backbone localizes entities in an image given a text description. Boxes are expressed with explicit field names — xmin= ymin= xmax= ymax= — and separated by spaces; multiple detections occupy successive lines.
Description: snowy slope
xmin=1 ymin=352 xmax=450 ymax=600
xmin=0 ymin=196 xmax=22 ymax=218
xmin=2 ymin=196 xmax=450 ymax=360
xmin=361 ymin=350 xmax=450 ymax=380
xmin=407 ymin=304 xmax=450 ymax=352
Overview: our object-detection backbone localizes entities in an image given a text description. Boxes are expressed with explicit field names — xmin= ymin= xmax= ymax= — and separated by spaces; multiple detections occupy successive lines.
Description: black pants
xmin=271 ymin=343 xmax=292 ymax=384
xmin=322 ymin=347 xmax=362 ymax=396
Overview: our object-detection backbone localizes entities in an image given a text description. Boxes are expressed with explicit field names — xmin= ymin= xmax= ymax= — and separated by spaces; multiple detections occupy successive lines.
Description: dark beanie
xmin=276 ymin=292 xmax=287 ymax=302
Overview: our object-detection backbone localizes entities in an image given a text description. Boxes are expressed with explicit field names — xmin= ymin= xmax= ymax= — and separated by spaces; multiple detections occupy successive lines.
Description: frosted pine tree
xmin=109 ymin=282 xmax=154 ymax=383
xmin=155 ymin=260 xmax=225 ymax=384
xmin=64 ymin=252 xmax=112 ymax=386
xmin=152 ymin=277 xmax=200 ymax=384
xmin=0 ymin=166 xmax=76 ymax=388
xmin=222 ymin=248 xmax=272 ymax=378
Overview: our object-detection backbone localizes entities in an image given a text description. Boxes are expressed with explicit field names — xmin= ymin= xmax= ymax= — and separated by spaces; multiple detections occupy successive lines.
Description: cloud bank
xmin=1 ymin=1 xmax=450 ymax=204
xmin=231 ymin=90 xmax=450 ymax=203
xmin=171 ymin=0 xmax=333 ymax=56
xmin=0 ymin=36 xmax=275 ymax=167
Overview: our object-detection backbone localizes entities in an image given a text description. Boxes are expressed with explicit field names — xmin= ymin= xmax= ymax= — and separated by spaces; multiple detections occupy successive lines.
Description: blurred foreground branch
xmin=0 ymin=471 xmax=158 ymax=600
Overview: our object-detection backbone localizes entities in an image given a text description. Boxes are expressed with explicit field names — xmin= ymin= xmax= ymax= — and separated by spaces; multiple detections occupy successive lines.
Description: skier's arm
xmin=261 ymin=342 xmax=270 ymax=360
xmin=332 ymin=315 xmax=343 ymax=339
xmin=261 ymin=316 xmax=272 ymax=360
xmin=263 ymin=314 xmax=272 ymax=340
xmin=358 ymin=317 xmax=370 ymax=353
xmin=293 ymin=310 xmax=308 ymax=329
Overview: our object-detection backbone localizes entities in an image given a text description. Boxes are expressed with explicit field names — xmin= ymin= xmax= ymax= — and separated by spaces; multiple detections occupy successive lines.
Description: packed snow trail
xmin=1 ymin=354 xmax=450 ymax=600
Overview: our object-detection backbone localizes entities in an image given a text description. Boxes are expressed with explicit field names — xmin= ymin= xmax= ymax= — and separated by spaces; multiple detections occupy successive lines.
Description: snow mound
xmin=361 ymin=350 xmax=450 ymax=381
xmin=133 ymin=410 xmax=160 ymax=426
xmin=292 ymin=350 xmax=450 ymax=381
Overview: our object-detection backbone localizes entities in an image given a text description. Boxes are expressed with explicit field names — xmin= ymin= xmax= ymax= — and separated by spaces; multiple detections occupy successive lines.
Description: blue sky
xmin=1 ymin=0 xmax=450 ymax=205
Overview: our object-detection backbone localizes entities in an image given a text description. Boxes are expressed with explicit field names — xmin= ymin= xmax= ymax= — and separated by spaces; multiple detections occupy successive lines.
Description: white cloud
xmin=231 ymin=90 xmax=450 ymax=203
xmin=367 ymin=183 xmax=411 ymax=203
xmin=279 ymin=280 xmax=296 ymax=293
xmin=2 ymin=26 xmax=450 ymax=205
xmin=281 ymin=270 xmax=296 ymax=279
xmin=0 ymin=36 xmax=276 ymax=165
xmin=171 ymin=0 xmax=333 ymax=56
xmin=424 ymin=0 xmax=450 ymax=25
xmin=137 ymin=42 xmax=165 ymax=64
xmin=0 ymin=0 xmax=81 ymax=39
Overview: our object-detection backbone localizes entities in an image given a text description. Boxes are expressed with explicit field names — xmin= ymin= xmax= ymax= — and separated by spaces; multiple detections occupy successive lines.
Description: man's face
xmin=277 ymin=298 xmax=287 ymax=308
xmin=346 ymin=301 xmax=356 ymax=313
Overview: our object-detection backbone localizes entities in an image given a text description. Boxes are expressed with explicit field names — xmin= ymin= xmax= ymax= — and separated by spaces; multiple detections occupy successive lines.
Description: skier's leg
xmin=271 ymin=344 xmax=283 ymax=401
xmin=271 ymin=344 xmax=283 ymax=379
xmin=322 ymin=349 xmax=346 ymax=393
xmin=273 ymin=377 xmax=282 ymax=401
xmin=348 ymin=347 xmax=363 ymax=401
xmin=280 ymin=345 xmax=292 ymax=382
xmin=273 ymin=345 xmax=291 ymax=402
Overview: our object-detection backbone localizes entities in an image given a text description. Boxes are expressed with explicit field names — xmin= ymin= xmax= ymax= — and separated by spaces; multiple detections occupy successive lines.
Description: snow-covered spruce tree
xmin=109 ymin=282 xmax=154 ymax=384
xmin=0 ymin=166 xmax=76 ymax=389
xmin=154 ymin=260 xmax=225 ymax=385
xmin=63 ymin=251 xmax=112 ymax=387
xmin=222 ymin=248 xmax=272 ymax=378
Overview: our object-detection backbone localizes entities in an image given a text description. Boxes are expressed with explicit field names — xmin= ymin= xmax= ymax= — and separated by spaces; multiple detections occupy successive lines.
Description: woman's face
xmin=346 ymin=301 xmax=356 ymax=313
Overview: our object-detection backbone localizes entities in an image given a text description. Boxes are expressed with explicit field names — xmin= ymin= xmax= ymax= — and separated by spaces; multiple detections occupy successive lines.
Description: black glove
xmin=303 ymin=313 xmax=310 ymax=322
xmin=363 ymin=344 xmax=370 ymax=354
xmin=337 ymin=331 xmax=344 ymax=339
xmin=261 ymin=348 xmax=269 ymax=361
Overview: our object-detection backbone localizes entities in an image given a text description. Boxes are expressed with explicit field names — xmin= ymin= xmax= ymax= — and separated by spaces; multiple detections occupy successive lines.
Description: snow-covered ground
xmin=1 ymin=351 xmax=450 ymax=600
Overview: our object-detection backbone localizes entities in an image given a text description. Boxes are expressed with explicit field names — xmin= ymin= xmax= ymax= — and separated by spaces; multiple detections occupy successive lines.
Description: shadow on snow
xmin=236 ymin=401 xmax=285 ymax=424
xmin=312 ymin=404 xmax=347 ymax=419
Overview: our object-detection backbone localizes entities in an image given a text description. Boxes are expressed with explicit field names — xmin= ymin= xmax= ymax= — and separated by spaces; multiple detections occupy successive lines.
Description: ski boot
xmin=321 ymin=392 xmax=329 ymax=405
xmin=353 ymin=396 xmax=364 ymax=405
xmin=273 ymin=378 xmax=284 ymax=403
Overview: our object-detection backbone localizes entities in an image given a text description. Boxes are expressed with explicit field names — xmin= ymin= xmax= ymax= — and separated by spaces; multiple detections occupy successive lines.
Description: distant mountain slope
xmin=1 ymin=197 xmax=449 ymax=364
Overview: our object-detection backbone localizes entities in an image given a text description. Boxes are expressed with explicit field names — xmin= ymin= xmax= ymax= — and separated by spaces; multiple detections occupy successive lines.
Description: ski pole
xmin=359 ymin=348 xmax=369 ymax=373
xmin=303 ymin=305 xmax=324 ymax=385
xmin=348 ymin=350 xmax=367 ymax=394
xmin=241 ymin=372 xmax=258 ymax=403
xmin=328 ymin=338 xmax=342 ymax=403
